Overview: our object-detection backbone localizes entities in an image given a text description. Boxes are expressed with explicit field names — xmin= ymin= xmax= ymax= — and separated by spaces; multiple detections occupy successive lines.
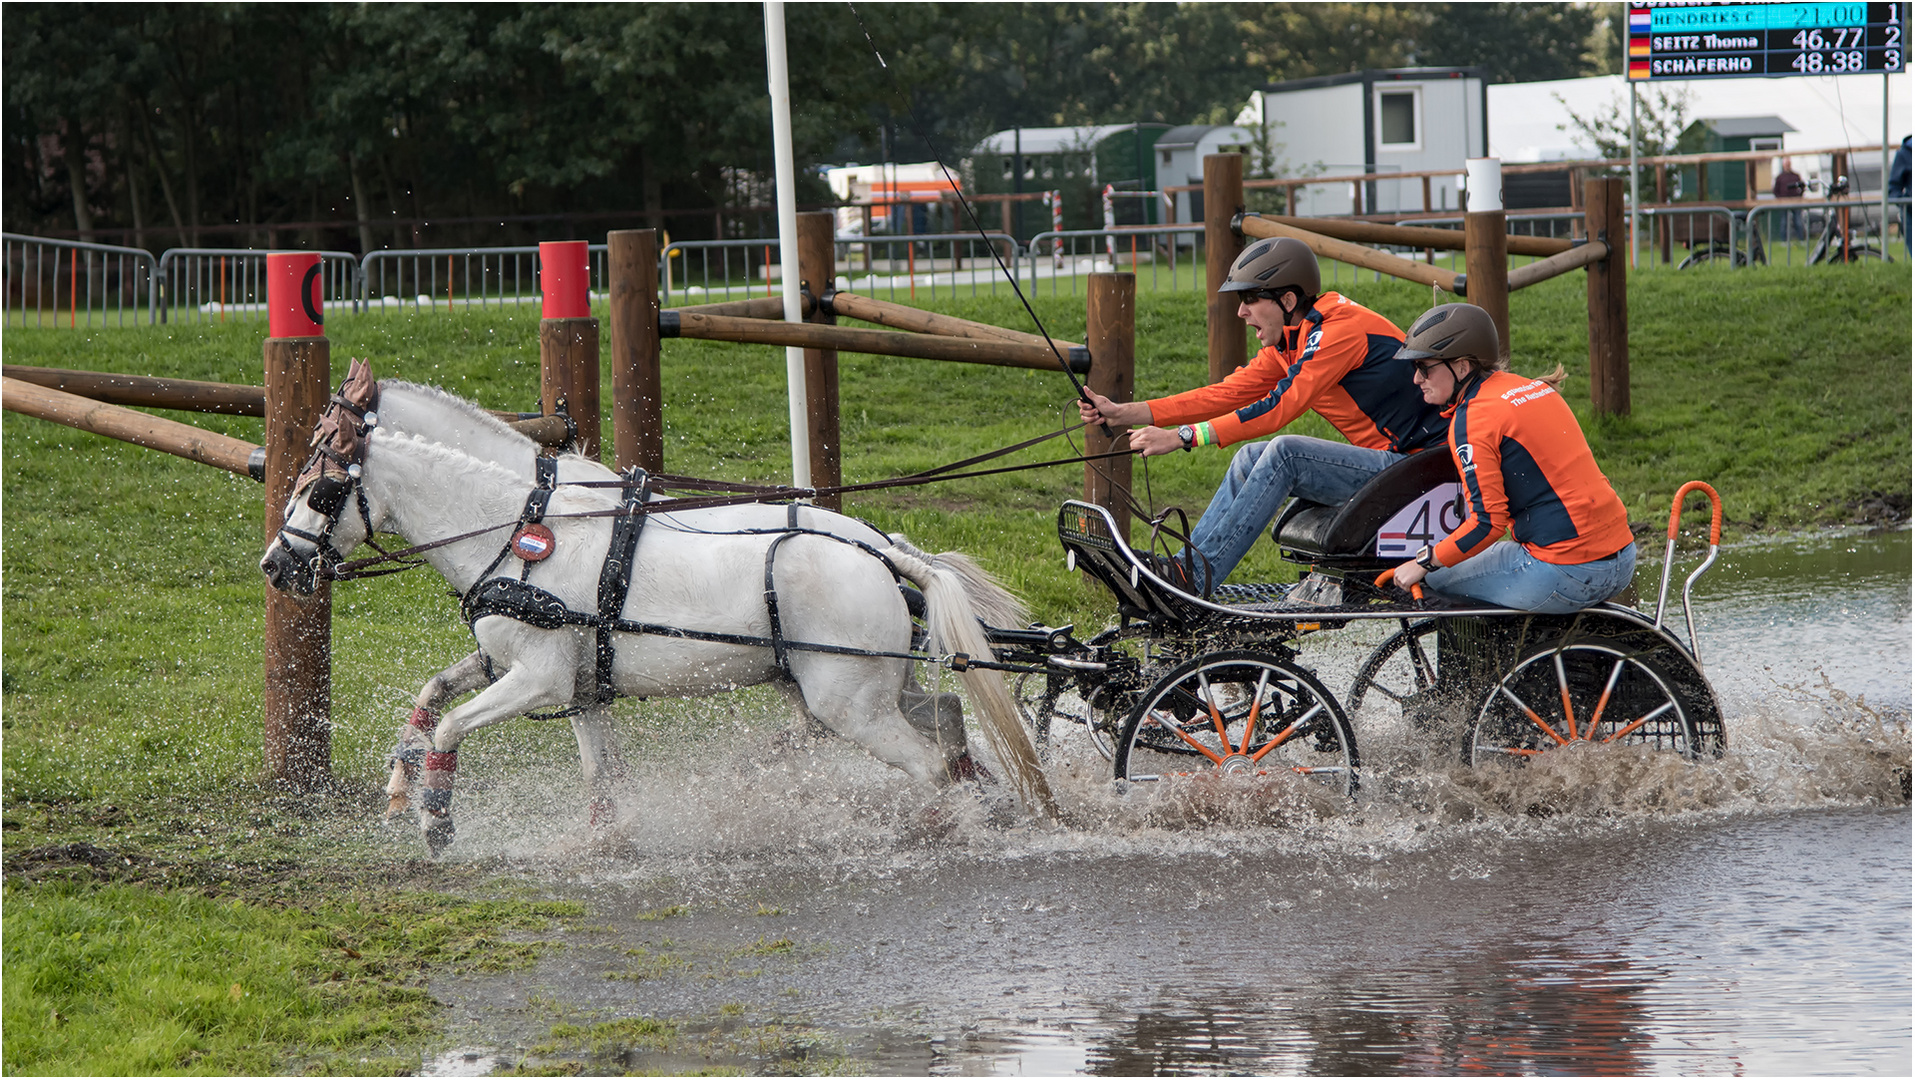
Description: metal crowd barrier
xmin=1023 ymin=226 xmax=1204 ymax=296
xmin=360 ymin=245 xmax=610 ymax=312
xmin=1638 ymin=206 xmax=1740 ymax=268
xmin=1744 ymin=198 xmax=1907 ymax=266
xmin=155 ymin=249 xmax=361 ymax=323
xmin=661 ymin=233 xmax=1024 ymax=307
xmin=3 ymin=234 xmax=159 ymax=328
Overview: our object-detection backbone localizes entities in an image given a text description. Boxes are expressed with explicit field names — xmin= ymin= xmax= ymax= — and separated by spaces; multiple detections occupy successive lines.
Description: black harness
xmin=461 ymin=460 xmax=651 ymax=703
xmin=458 ymin=488 xmax=961 ymax=716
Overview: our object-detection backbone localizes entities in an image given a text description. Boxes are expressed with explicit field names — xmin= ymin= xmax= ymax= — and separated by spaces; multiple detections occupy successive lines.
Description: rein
xmin=323 ymin=442 xmax=1135 ymax=580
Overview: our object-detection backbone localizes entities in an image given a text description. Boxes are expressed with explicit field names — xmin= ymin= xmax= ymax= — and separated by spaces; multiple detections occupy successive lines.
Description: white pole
xmin=764 ymin=0 xmax=810 ymax=490
xmin=1629 ymin=82 xmax=1640 ymax=269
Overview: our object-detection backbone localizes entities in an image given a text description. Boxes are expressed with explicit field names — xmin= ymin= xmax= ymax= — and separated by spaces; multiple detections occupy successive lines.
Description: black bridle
xmin=272 ymin=381 xmax=423 ymax=584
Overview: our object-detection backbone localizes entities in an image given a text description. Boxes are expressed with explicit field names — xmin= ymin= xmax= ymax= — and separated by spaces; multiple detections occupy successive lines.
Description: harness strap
xmin=593 ymin=469 xmax=650 ymax=700
xmin=762 ymin=532 xmax=802 ymax=677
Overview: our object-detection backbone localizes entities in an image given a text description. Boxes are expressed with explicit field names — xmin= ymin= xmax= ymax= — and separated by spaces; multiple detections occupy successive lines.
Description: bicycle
xmin=1803 ymin=176 xmax=1886 ymax=265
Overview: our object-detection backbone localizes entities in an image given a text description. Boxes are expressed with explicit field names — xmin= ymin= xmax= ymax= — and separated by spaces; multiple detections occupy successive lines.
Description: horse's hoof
xmin=588 ymin=796 xmax=617 ymax=829
xmin=386 ymin=792 xmax=410 ymax=820
xmin=949 ymin=752 xmax=995 ymax=785
xmin=423 ymin=814 xmax=455 ymax=858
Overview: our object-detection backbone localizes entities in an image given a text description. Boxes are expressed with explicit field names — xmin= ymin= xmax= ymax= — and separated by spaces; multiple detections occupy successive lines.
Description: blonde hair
xmin=1461 ymin=357 xmax=1565 ymax=388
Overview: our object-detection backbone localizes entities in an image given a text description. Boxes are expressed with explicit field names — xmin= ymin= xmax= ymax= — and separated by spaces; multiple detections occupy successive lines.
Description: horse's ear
xmin=341 ymin=358 xmax=376 ymax=408
xmin=328 ymin=411 xmax=363 ymax=461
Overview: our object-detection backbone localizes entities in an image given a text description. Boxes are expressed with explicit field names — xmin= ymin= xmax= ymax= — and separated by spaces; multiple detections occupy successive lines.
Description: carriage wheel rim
xmin=1471 ymin=642 xmax=1692 ymax=763
xmin=1116 ymin=650 xmax=1358 ymax=796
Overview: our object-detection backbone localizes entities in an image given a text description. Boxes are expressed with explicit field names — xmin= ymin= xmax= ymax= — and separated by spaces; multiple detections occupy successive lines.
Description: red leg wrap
xmin=409 ymin=706 xmax=441 ymax=733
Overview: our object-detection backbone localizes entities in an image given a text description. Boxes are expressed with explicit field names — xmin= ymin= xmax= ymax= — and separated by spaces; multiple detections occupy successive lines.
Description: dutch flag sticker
xmin=511 ymin=524 xmax=556 ymax=562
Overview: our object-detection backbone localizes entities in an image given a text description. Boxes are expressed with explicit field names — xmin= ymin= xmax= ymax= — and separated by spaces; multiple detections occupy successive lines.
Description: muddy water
xmin=424 ymin=529 xmax=1909 ymax=1076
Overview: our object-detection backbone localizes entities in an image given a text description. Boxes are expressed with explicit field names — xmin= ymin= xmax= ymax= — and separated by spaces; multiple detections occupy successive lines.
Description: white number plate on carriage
xmin=1375 ymin=484 xmax=1465 ymax=557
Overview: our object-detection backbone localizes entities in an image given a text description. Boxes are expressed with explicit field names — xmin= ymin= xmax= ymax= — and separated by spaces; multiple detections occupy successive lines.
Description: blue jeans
xmin=1185 ymin=435 xmax=1402 ymax=592
xmin=1426 ymin=541 xmax=1638 ymax=613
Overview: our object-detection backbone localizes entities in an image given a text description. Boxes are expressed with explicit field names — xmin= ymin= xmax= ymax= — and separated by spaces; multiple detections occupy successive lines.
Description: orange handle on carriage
xmin=1654 ymin=480 xmax=1724 ymax=664
xmin=1666 ymin=481 xmax=1722 ymax=544
xmin=1374 ymin=567 xmax=1424 ymax=601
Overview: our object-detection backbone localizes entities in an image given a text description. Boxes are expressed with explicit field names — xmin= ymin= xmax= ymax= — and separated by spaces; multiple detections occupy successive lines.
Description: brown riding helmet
xmin=1217 ymin=236 xmax=1320 ymax=300
xmin=1395 ymin=303 xmax=1500 ymax=367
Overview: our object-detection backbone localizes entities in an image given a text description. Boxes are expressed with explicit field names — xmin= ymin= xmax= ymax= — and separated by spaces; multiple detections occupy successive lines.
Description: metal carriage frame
xmin=985 ymin=456 xmax=1726 ymax=800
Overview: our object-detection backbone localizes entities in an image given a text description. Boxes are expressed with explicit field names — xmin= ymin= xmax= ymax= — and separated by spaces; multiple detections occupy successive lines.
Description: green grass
xmin=1 ymin=263 xmax=1907 ymax=1072
xmin=2 ymin=878 xmax=581 ymax=1075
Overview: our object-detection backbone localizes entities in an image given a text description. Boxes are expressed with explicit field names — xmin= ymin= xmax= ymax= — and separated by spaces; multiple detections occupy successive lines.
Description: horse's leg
xmin=417 ymin=631 xmax=579 ymax=857
xmin=793 ymin=656 xmax=949 ymax=785
xmin=899 ymin=669 xmax=971 ymax=775
xmin=569 ymin=703 xmax=626 ymax=828
xmin=387 ymin=652 xmax=492 ymax=819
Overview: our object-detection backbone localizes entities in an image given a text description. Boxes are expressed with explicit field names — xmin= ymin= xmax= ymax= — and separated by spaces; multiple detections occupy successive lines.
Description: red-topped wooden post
xmin=262 ymin=252 xmax=331 ymax=789
xmin=538 ymin=240 xmax=601 ymax=460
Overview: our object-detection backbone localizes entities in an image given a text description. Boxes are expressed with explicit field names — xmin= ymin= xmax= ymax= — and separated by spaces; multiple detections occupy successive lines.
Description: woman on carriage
xmin=1385 ymin=303 xmax=1638 ymax=613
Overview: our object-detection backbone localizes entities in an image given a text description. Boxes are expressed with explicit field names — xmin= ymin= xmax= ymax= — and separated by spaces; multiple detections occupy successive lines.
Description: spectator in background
xmin=1888 ymin=136 xmax=1910 ymax=253
xmin=1772 ymin=157 xmax=1807 ymax=243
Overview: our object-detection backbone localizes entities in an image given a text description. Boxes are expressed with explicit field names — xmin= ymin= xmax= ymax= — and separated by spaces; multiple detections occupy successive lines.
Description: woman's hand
xmin=1390 ymin=560 xmax=1430 ymax=592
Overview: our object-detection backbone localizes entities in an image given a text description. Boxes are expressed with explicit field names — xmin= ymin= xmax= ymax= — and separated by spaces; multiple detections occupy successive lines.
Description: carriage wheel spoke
xmin=1237 ymin=669 xmax=1271 ymax=755
xmin=1497 ymin=685 xmax=1570 ymax=745
xmin=1197 ymin=672 xmax=1231 ymax=746
xmin=1147 ymin=709 xmax=1227 ymax=765
xmin=1250 ymin=701 xmax=1324 ymax=762
xmin=1585 ymin=659 xmax=1627 ymax=735
xmin=1555 ymin=652 xmax=1578 ymax=741
xmin=1601 ymin=701 xmax=1676 ymax=744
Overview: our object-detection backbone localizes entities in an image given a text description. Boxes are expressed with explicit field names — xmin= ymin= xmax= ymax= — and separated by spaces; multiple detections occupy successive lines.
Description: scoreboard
xmin=1628 ymin=2 xmax=1909 ymax=79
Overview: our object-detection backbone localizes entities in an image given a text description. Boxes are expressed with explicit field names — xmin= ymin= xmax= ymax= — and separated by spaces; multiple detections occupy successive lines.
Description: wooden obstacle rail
xmin=659 ymin=310 xmax=1090 ymax=372
xmin=603 ymin=212 xmax=1127 ymax=520
xmin=1238 ymin=215 xmax=1610 ymax=296
xmin=1 ymin=364 xmax=573 ymax=446
xmin=1 ymin=376 xmax=266 ymax=479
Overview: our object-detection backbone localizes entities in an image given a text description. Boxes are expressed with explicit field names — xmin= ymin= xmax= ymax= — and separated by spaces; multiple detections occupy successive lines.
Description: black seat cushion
xmin=1273 ymin=449 xmax=1460 ymax=564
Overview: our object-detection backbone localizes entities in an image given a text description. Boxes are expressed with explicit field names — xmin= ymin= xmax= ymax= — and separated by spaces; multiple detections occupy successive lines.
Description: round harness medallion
xmin=511 ymin=524 xmax=556 ymax=561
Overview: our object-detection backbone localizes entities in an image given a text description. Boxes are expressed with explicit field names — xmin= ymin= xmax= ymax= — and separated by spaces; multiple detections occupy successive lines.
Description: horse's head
xmin=260 ymin=359 xmax=381 ymax=595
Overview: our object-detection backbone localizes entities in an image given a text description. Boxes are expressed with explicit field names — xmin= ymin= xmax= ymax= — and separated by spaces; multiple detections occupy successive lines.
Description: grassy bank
xmin=3 ymin=263 xmax=1907 ymax=1072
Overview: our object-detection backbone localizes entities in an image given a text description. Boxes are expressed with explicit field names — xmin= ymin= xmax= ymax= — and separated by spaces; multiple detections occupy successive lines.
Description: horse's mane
xmin=379 ymin=378 xmax=598 ymax=468
xmin=367 ymin=429 xmax=619 ymax=512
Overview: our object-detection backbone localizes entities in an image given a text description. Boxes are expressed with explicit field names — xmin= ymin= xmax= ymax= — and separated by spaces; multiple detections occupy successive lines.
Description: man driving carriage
xmin=1385 ymin=303 xmax=1637 ymax=612
xmin=1077 ymin=236 xmax=1446 ymax=596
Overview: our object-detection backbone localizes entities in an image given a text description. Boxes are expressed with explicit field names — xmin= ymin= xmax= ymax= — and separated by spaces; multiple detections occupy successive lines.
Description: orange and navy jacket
xmin=1433 ymin=370 xmax=1634 ymax=568
xmin=1145 ymin=292 xmax=1445 ymax=454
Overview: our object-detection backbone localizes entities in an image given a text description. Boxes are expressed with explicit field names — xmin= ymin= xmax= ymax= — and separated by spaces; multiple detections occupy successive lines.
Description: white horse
xmin=365 ymin=372 xmax=1010 ymax=804
xmin=260 ymin=394 xmax=1052 ymax=854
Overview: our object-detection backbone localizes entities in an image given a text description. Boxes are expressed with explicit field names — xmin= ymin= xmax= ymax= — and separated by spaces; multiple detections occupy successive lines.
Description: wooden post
xmin=1085 ymin=272 xmax=1135 ymax=545
xmin=1203 ymin=153 xmax=1245 ymax=384
xmin=607 ymin=229 xmax=662 ymax=473
xmin=261 ymin=251 xmax=330 ymax=790
xmin=1585 ymin=177 xmax=1630 ymax=416
xmin=538 ymin=240 xmax=601 ymax=460
xmin=797 ymin=210 xmax=842 ymax=510
xmin=1656 ymin=166 xmax=1671 ymax=264
xmin=1463 ymin=159 xmax=1510 ymax=366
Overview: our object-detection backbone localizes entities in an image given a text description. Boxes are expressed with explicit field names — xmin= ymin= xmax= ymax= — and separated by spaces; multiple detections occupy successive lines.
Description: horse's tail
xmin=883 ymin=537 xmax=1058 ymax=821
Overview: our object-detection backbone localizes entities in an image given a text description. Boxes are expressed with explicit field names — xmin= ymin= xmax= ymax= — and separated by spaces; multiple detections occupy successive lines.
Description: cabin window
xmin=1377 ymin=88 xmax=1421 ymax=151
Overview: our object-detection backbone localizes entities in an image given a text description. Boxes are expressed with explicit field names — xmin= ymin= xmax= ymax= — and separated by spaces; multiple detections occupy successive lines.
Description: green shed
xmin=1676 ymin=116 xmax=1796 ymax=201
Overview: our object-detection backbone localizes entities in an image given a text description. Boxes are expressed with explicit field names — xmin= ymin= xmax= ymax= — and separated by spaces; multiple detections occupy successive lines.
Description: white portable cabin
xmin=1153 ymin=124 xmax=1256 ymax=225
xmin=1248 ymin=67 xmax=1487 ymax=217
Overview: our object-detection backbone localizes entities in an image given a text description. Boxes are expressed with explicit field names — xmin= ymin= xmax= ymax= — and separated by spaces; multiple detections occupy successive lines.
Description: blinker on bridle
xmin=274 ymin=371 xmax=393 ymax=582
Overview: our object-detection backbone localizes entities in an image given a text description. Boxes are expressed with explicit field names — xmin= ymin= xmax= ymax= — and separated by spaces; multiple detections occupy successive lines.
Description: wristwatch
xmin=1176 ymin=425 xmax=1195 ymax=451
xmin=1414 ymin=544 xmax=1441 ymax=570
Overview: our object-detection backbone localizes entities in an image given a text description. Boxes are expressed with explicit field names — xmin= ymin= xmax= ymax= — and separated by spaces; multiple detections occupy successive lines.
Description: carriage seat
xmin=1272 ymin=449 xmax=1461 ymax=571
